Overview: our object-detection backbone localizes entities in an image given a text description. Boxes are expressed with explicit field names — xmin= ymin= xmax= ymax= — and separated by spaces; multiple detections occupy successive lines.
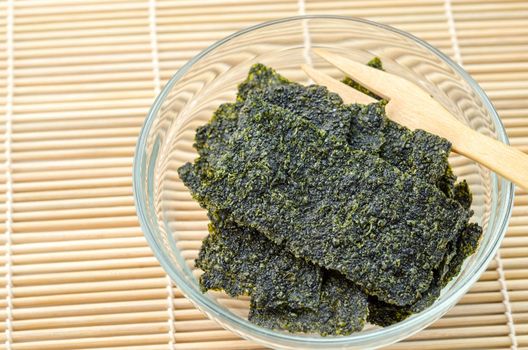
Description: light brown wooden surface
xmin=0 ymin=0 xmax=527 ymax=349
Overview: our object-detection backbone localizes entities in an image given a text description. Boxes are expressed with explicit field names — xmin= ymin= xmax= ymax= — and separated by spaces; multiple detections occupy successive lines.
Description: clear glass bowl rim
xmin=133 ymin=15 xmax=514 ymax=347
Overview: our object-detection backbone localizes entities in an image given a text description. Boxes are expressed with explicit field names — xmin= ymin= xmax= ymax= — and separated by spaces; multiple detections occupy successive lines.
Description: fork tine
xmin=301 ymin=64 xmax=376 ymax=105
xmin=313 ymin=48 xmax=412 ymax=100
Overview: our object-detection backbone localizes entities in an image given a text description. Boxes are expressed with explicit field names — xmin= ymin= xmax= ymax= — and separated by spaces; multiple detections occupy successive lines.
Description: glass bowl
xmin=133 ymin=16 xmax=514 ymax=349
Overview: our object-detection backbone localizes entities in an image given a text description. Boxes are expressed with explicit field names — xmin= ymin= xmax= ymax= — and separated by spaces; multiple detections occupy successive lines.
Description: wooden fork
xmin=302 ymin=48 xmax=528 ymax=191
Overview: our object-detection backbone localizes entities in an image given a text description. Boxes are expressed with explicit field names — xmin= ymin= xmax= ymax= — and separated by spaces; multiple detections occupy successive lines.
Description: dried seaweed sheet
xmin=197 ymin=211 xmax=371 ymax=332
xmin=195 ymin=102 xmax=239 ymax=158
xmin=195 ymin=86 xmax=351 ymax=159
xmin=367 ymin=186 xmax=479 ymax=326
xmin=249 ymin=63 xmax=453 ymax=186
xmin=249 ymin=273 xmax=368 ymax=336
xmin=188 ymin=62 xmax=480 ymax=330
xmin=237 ymin=63 xmax=292 ymax=102
xmin=368 ymin=222 xmax=482 ymax=326
xmin=200 ymin=64 xmax=453 ymax=186
xmin=194 ymin=64 xmax=297 ymax=157
xmin=196 ymin=211 xmax=323 ymax=310
xmin=348 ymin=96 xmax=451 ymax=188
xmin=342 ymin=59 xmax=456 ymax=191
xmin=453 ymin=180 xmax=472 ymax=210
xmin=196 ymin=211 xmax=369 ymax=331
xmin=196 ymin=64 xmax=351 ymax=156
xmin=257 ymin=84 xmax=352 ymax=139
xmin=199 ymin=64 xmax=453 ymax=187
xmin=194 ymin=74 xmax=339 ymax=312
xmin=442 ymin=223 xmax=482 ymax=283
xmin=180 ymin=97 xmax=470 ymax=306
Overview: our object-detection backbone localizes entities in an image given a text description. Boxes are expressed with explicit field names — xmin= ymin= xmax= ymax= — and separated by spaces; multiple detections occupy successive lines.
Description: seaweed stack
xmin=178 ymin=61 xmax=482 ymax=336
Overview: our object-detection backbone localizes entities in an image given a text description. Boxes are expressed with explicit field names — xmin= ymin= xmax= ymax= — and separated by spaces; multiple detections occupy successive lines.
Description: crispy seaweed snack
xmin=249 ymin=273 xmax=368 ymax=336
xmin=235 ymin=63 xmax=454 ymax=188
xmin=182 ymin=62 xmax=482 ymax=336
xmin=195 ymin=102 xmax=240 ymax=158
xmin=196 ymin=65 xmax=351 ymax=154
xmin=237 ymin=63 xmax=291 ymax=102
xmin=195 ymin=84 xmax=351 ymax=158
xmin=367 ymin=222 xmax=482 ymax=326
xmin=197 ymin=210 xmax=374 ymax=335
xmin=257 ymin=84 xmax=352 ymax=139
xmin=349 ymin=102 xmax=451 ymax=186
xmin=196 ymin=212 xmax=323 ymax=310
xmin=342 ymin=59 xmax=452 ymax=188
xmin=179 ymin=97 xmax=470 ymax=306
xmin=198 ymin=64 xmax=453 ymax=187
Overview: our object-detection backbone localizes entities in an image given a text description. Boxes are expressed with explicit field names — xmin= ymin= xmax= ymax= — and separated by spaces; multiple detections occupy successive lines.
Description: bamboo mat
xmin=0 ymin=0 xmax=527 ymax=349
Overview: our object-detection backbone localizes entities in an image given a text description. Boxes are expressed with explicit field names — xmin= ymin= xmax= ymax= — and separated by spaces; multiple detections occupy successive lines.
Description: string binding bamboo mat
xmin=0 ymin=0 xmax=527 ymax=349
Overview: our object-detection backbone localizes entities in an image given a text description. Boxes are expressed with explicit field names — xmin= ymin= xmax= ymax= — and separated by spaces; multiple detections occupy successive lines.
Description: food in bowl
xmin=177 ymin=60 xmax=482 ymax=336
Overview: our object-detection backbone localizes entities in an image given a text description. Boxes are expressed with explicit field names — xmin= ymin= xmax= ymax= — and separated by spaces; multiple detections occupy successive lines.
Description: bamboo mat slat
xmin=450 ymin=1 xmax=528 ymax=349
xmin=0 ymin=0 xmax=526 ymax=349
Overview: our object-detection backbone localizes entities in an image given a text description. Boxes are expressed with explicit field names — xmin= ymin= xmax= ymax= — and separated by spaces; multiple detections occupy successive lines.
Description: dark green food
xmin=251 ymin=63 xmax=453 ymax=188
xmin=193 ymin=76 xmax=334 ymax=312
xmin=196 ymin=211 xmax=323 ymax=310
xmin=249 ymin=273 xmax=368 ymax=336
xmin=237 ymin=63 xmax=291 ymax=102
xmin=368 ymin=222 xmax=482 ymax=326
xmin=196 ymin=85 xmax=351 ymax=159
xmin=198 ymin=209 xmax=372 ymax=335
xmin=349 ymin=102 xmax=451 ymax=186
xmin=179 ymin=96 xmax=470 ymax=306
xmin=437 ymin=166 xmax=458 ymax=198
xmin=367 ymin=187 xmax=480 ymax=326
xmin=195 ymin=64 xmax=298 ymax=157
xmin=343 ymin=59 xmax=460 ymax=196
xmin=442 ymin=223 xmax=482 ymax=283
xmin=343 ymin=60 xmax=453 ymax=189
xmin=197 ymin=64 xmax=351 ymax=154
xmin=195 ymin=102 xmax=239 ymax=158
xmin=259 ymin=83 xmax=354 ymax=138
xmin=453 ymin=180 xmax=472 ymax=210
xmin=184 ymin=62 xmax=481 ymax=335
xmin=200 ymin=64 xmax=452 ymax=187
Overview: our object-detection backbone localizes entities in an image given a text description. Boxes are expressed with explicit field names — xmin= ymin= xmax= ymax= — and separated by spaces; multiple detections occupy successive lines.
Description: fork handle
xmin=388 ymin=93 xmax=528 ymax=191
xmin=453 ymin=124 xmax=528 ymax=191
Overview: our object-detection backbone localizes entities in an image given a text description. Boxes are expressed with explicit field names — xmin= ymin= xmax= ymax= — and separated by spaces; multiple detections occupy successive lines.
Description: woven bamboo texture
xmin=0 ymin=0 xmax=527 ymax=349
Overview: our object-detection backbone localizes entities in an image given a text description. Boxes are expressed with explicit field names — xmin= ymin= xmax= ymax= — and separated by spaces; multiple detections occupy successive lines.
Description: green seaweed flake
xmin=180 ymin=97 xmax=469 ymax=306
xmin=453 ymin=180 xmax=473 ymax=210
xmin=343 ymin=60 xmax=459 ymax=194
xmin=195 ymin=64 xmax=294 ymax=156
xmin=367 ymin=178 xmax=477 ymax=326
xmin=249 ymin=273 xmax=368 ymax=336
xmin=442 ymin=223 xmax=482 ymax=283
xmin=437 ymin=165 xmax=457 ymax=198
xmin=196 ymin=211 xmax=323 ymax=310
xmin=255 ymin=84 xmax=351 ymax=139
xmin=368 ymin=222 xmax=482 ymax=326
xmin=197 ymin=63 xmax=458 ymax=190
xmin=237 ymin=63 xmax=292 ymax=102
xmin=185 ymin=62 xmax=481 ymax=333
xmin=197 ymin=209 xmax=372 ymax=333
xmin=194 ymin=102 xmax=239 ymax=156
xmin=348 ymin=102 xmax=452 ymax=185
xmin=197 ymin=64 xmax=454 ymax=189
